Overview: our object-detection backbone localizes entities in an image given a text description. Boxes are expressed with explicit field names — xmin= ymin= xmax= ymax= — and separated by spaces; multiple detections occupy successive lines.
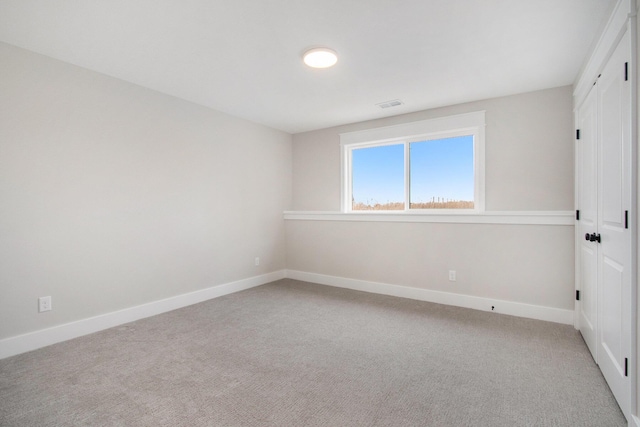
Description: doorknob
xmin=587 ymin=233 xmax=601 ymax=243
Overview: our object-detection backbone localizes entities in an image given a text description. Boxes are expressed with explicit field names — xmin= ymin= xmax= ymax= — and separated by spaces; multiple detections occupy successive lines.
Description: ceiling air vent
xmin=376 ymin=99 xmax=404 ymax=109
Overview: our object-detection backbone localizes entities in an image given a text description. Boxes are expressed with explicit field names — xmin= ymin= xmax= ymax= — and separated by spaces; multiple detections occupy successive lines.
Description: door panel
xmin=580 ymin=244 xmax=598 ymax=354
xmin=600 ymin=75 xmax=623 ymax=226
xmin=597 ymin=29 xmax=632 ymax=420
xmin=601 ymin=256 xmax=623 ymax=370
xmin=577 ymin=85 xmax=599 ymax=359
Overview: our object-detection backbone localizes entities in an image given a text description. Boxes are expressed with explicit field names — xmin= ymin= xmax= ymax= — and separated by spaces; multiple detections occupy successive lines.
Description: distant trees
xmin=353 ymin=199 xmax=473 ymax=210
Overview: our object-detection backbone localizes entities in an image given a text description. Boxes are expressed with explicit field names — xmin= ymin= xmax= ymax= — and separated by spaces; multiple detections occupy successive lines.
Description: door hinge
xmin=576 ymin=129 xmax=581 ymax=140
xmin=625 ymin=62 xmax=629 ymax=81
xmin=576 ymin=290 xmax=580 ymax=301
xmin=576 ymin=210 xmax=580 ymax=220
xmin=625 ymin=210 xmax=628 ymax=229
xmin=625 ymin=358 xmax=628 ymax=376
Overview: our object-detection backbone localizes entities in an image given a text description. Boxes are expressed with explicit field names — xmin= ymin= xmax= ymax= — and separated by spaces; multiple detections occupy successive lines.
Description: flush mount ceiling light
xmin=303 ymin=47 xmax=338 ymax=68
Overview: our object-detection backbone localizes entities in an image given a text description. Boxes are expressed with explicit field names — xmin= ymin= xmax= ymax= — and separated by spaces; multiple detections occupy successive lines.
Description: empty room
xmin=1 ymin=0 xmax=639 ymax=426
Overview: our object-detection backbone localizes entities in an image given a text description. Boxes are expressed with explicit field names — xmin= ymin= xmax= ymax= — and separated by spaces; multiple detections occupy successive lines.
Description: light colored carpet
xmin=0 ymin=279 xmax=626 ymax=426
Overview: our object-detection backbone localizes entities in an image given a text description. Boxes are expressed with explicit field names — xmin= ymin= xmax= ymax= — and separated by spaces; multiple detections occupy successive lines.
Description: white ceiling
xmin=0 ymin=0 xmax=617 ymax=134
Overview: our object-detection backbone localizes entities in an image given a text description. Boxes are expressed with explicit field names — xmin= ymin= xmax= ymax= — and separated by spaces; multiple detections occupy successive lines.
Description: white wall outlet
xmin=255 ymin=257 xmax=260 ymax=266
xmin=38 ymin=296 xmax=52 ymax=312
xmin=448 ymin=270 xmax=456 ymax=282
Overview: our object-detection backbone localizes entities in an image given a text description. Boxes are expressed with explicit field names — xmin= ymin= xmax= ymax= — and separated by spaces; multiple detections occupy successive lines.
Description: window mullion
xmin=404 ymin=141 xmax=410 ymax=211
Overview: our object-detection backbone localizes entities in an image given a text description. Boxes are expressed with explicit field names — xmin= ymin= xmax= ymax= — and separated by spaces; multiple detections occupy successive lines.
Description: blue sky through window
xmin=351 ymin=135 xmax=474 ymax=208
xmin=352 ymin=144 xmax=404 ymax=206
xmin=410 ymin=135 xmax=474 ymax=203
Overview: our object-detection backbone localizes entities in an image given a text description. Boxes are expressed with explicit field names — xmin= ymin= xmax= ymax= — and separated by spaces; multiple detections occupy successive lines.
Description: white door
xmin=597 ymin=29 xmax=632 ymax=420
xmin=576 ymin=85 xmax=599 ymax=360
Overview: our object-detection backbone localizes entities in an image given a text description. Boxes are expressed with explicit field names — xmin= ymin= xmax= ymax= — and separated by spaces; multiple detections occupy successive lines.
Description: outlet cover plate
xmin=38 ymin=296 xmax=52 ymax=312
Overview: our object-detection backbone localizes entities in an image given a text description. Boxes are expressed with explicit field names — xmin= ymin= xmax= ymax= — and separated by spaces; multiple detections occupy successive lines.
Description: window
xmin=352 ymin=144 xmax=404 ymax=210
xmin=340 ymin=111 xmax=485 ymax=212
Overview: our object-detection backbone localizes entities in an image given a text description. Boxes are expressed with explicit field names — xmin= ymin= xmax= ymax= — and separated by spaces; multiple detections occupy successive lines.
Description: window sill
xmin=283 ymin=210 xmax=574 ymax=225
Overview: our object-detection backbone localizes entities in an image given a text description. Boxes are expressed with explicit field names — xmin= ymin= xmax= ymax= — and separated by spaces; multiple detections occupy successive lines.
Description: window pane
xmin=352 ymin=144 xmax=404 ymax=210
xmin=409 ymin=136 xmax=474 ymax=209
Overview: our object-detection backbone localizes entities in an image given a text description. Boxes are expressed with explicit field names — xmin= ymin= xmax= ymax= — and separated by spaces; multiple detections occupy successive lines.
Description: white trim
xmin=0 ymin=270 xmax=286 ymax=360
xmin=1 ymin=268 xmax=575 ymax=360
xmin=340 ymin=111 xmax=485 ymax=213
xmin=284 ymin=210 xmax=574 ymax=225
xmin=574 ymin=0 xmax=633 ymax=107
xmin=286 ymin=270 xmax=574 ymax=325
xmin=632 ymin=414 xmax=640 ymax=427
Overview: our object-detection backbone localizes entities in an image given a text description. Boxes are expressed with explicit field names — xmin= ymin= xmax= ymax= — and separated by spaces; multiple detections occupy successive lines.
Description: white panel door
xmin=597 ymin=29 xmax=632 ymax=420
xmin=576 ymin=85 xmax=599 ymax=360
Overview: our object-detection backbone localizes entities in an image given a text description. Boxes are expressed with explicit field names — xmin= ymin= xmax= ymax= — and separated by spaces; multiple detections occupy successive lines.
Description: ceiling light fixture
xmin=303 ymin=47 xmax=338 ymax=68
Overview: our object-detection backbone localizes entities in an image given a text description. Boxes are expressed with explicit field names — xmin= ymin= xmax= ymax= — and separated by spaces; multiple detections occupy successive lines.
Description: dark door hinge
xmin=576 ymin=210 xmax=580 ymax=220
xmin=576 ymin=290 xmax=580 ymax=301
xmin=625 ymin=210 xmax=629 ymax=229
xmin=576 ymin=129 xmax=580 ymax=140
xmin=625 ymin=358 xmax=628 ymax=377
xmin=625 ymin=62 xmax=629 ymax=81
xmin=593 ymin=74 xmax=602 ymax=86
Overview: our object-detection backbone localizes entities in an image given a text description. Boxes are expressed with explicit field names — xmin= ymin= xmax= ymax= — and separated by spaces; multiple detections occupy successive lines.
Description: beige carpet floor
xmin=0 ymin=279 xmax=627 ymax=426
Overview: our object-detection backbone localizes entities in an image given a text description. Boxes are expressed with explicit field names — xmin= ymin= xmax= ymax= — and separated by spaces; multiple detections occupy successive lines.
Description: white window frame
xmin=340 ymin=111 xmax=485 ymax=213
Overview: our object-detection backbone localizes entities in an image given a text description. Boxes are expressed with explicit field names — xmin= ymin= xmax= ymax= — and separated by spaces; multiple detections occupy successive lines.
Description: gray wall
xmin=0 ymin=43 xmax=292 ymax=339
xmin=287 ymin=87 xmax=575 ymax=310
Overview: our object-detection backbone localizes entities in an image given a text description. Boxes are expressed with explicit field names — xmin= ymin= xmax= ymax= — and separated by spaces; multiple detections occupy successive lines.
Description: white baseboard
xmin=0 ymin=269 xmax=575 ymax=360
xmin=0 ymin=270 xmax=286 ymax=360
xmin=286 ymin=270 xmax=574 ymax=325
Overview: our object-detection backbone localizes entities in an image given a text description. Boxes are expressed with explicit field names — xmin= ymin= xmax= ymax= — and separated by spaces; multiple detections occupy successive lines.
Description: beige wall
xmin=286 ymin=221 xmax=575 ymax=310
xmin=293 ymin=86 xmax=573 ymax=211
xmin=287 ymin=87 xmax=575 ymax=310
xmin=0 ymin=41 xmax=576 ymax=341
xmin=0 ymin=43 xmax=292 ymax=339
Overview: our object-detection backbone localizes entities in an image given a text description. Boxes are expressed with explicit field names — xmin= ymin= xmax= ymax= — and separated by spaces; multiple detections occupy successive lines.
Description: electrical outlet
xmin=38 ymin=296 xmax=52 ymax=313
xmin=255 ymin=257 xmax=260 ymax=266
xmin=448 ymin=270 xmax=456 ymax=281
